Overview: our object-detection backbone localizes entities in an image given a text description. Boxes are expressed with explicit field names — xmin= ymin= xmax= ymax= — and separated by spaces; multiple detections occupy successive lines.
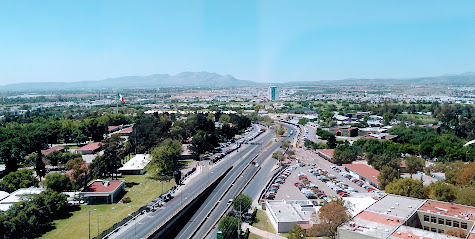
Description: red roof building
xmin=79 ymin=180 xmax=125 ymax=204
xmin=316 ymin=149 xmax=335 ymax=163
xmin=108 ymin=126 xmax=120 ymax=133
xmin=76 ymin=142 xmax=102 ymax=155
xmin=118 ymin=127 xmax=133 ymax=135
xmin=343 ymin=163 xmax=380 ymax=188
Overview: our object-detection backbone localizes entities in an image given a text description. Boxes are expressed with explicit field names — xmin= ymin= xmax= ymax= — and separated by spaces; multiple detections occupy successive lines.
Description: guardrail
xmin=143 ymin=166 xmax=233 ymax=239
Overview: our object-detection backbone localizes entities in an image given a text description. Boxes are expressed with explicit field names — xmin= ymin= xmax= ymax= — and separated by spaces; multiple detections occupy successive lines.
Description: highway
xmin=176 ymin=123 xmax=298 ymax=239
xmin=111 ymin=124 xmax=267 ymax=239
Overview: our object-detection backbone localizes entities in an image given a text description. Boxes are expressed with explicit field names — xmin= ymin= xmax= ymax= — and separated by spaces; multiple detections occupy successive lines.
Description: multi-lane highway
xmin=176 ymin=123 xmax=298 ymax=239
xmin=111 ymin=124 xmax=269 ymax=239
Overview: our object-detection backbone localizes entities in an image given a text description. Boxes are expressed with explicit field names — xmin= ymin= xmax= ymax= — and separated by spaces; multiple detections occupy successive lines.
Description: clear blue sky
xmin=0 ymin=1 xmax=474 ymax=85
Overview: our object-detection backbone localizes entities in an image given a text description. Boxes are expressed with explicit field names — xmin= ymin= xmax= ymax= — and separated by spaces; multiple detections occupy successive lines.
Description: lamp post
xmin=88 ymin=209 xmax=97 ymax=239
xmin=97 ymin=214 xmax=103 ymax=238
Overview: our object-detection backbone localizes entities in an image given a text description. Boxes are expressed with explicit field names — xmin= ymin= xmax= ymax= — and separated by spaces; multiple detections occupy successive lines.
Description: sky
xmin=0 ymin=1 xmax=474 ymax=85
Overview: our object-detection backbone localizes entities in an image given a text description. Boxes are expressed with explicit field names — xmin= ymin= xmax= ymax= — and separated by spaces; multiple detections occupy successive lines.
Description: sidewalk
xmin=242 ymin=223 xmax=287 ymax=239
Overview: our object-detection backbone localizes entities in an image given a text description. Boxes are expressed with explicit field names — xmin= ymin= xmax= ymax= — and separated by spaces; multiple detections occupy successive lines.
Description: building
xmin=118 ymin=127 xmax=133 ymax=136
xmin=79 ymin=180 xmax=125 ymax=204
xmin=108 ymin=126 xmax=120 ymax=133
xmin=118 ymin=154 xmax=151 ymax=175
xmin=76 ymin=142 xmax=102 ymax=155
xmin=316 ymin=149 xmax=335 ymax=163
xmin=343 ymin=164 xmax=380 ymax=189
xmin=338 ymin=194 xmax=475 ymax=239
xmin=268 ymin=86 xmax=279 ymax=101
xmin=0 ymin=188 xmax=44 ymax=211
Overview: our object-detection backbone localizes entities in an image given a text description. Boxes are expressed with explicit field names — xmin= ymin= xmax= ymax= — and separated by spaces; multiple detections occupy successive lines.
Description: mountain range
xmin=1 ymin=72 xmax=474 ymax=91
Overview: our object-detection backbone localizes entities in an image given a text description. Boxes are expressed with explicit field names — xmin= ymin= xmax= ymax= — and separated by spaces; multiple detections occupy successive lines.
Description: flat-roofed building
xmin=0 ymin=188 xmax=44 ymax=211
xmin=118 ymin=154 xmax=151 ymax=175
xmin=338 ymin=194 xmax=475 ymax=239
xmin=79 ymin=180 xmax=125 ymax=204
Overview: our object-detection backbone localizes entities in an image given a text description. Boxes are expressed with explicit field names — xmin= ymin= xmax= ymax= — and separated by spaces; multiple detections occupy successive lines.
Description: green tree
xmin=101 ymin=134 xmax=125 ymax=179
xmin=0 ymin=169 xmax=39 ymax=193
xmin=189 ymin=130 xmax=218 ymax=158
xmin=272 ymin=151 xmax=284 ymax=162
xmin=333 ymin=144 xmax=360 ymax=165
xmin=218 ymin=216 xmax=240 ymax=239
xmin=66 ymin=157 xmax=88 ymax=190
xmin=404 ymin=156 xmax=425 ymax=175
xmin=326 ymin=135 xmax=337 ymax=149
xmin=232 ymin=194 xmax=252 ymax=215
xmin=378 ymin=166 xmax=399 ymax=190
xmin=456 ymin=187 xmax=475 ymax=207
xmin=150 ymin=139 xmax=183 ymax=175
xmin=287 ymin=225 xmax=306 ymax=239
xmin=385 ymin=178 xmax=427 ymax=199
xmin=42 ymin=172 xmax=72 ymax=192
xmin=427 ymin=181 xmax=457 ymax=202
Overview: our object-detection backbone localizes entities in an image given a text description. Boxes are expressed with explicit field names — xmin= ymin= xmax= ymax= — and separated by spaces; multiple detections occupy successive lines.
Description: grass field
xmin=41 ymin=174 xmax=174 ymax=239
xmin=252 ymin=210 xmax=276 ymax=234
xmin=249 ymin=232 xmax=265 ymax=239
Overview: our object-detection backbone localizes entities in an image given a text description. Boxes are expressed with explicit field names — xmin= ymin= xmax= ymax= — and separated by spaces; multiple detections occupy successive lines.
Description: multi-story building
xmin=268 ymin=86 xmax=279 ymax=101
xmin=338 ymin=194 xmax=475 ymax=239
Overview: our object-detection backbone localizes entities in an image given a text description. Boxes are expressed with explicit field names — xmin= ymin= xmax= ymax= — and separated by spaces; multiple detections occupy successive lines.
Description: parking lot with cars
xmin=264 ymin=148 xmax=380 ymax=202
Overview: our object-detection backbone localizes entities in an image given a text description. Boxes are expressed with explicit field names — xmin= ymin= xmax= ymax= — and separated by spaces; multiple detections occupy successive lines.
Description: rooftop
xmin=77 ymin=142 xmax=102 ymax=152
xmin=266 ymin=200 xmax=315 ymax=223
xmin=390 ymin=225 xmax=460 ymax=239
xmin=41 ymin=146 xmax=64 ymax=156
xmin=365 ymin=194 xmax=425 ymax=219
xmin=317 ymin=149 xmax=334 ymax=158
xmin=108 ymin=126 xmax=120 ymax=132
xmin=118 ymin=154 xmax=151 ymax=171
xmin=417 ymin=200 xmax=475 ymax=222
xmin=118 ymin=127 xmax=133 ymax=134
xmin=82 ymin=180 xmax=124 ymax=193
xmin=340 ymin=211 xmax=402 ymax=238
xmin=0 ymin=188 xmax=44 ymax=211
xmin=344 ymin=163 xmax=381 ymax=185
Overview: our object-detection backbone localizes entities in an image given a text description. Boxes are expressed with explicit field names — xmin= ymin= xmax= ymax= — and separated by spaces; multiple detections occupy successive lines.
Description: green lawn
xmin=249 ymin=232 xmax=265 ymax=239
xmin=252 ymin=210 xmax=276 ymax=234
xmin=41 ymin=174 xmax=174 ymax=239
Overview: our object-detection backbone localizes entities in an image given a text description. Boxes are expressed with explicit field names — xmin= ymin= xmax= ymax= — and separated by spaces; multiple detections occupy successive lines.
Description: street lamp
xmin=97 ymin=214 xmax=103 ymax=238
xmin=88 ymin=209 xmax=97 ymax=239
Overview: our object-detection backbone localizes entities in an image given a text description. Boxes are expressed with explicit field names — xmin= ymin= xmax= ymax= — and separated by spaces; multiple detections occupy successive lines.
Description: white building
xmin=118 ymin=154 xmax=152 ymax=175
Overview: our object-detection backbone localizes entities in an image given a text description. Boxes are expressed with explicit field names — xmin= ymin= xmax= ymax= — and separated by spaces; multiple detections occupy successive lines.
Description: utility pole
xmin=97 ymin=214 xmax=103 ymax=238
xmin=88 ymin=209 xmax=96 ymax=239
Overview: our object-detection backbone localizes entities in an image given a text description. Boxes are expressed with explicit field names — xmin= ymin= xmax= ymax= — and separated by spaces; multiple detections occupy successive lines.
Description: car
xmin=227 ymin=199 xmax=233 ymax=205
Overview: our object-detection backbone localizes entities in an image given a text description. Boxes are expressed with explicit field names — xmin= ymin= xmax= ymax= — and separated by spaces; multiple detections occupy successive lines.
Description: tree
xmin=378 ymin=166 xmax=400 ymax=190
xmin=287 ymin=224 xmax=306 ymax=239
xmin=308 ymin=198 xmax=352 ymax=238
xmin=0 ymin=169 xmax=39 ymax=193
xmin=333 ymin=144 xmax=360 ymax=165
xmin=100 ymin=134 xmax=124 ymax=179
xmin=427 ymin=181 xmax=457 ymax=202
xmin=232 ymin=194 xmax=252 ymax=215
xmin=42 ymin=172 xmax=72 ymax=192
xmin=456 ymin=162 xmax=475 ymax=187
xmin=35 ymin=150 xmax=46 ymax=181
xmin=272 ymin=151 xmax=284 ymax=162
xmin=326 ymin=135 xmax=337 ymax=149
xmin=404 ymin=156 xmax=425 ymax=175
xmin=189 ymin=130 xmax=219 ymax=158
xmin=385 ymin=178 xmax=427 ymax=199
xmin=66 ymin=157 xmax=88 ymax=191
xmin=45 ymin=150 xmax=63 ymax=167
xmin=150 ymin=139 xmax=184 ymax=175
xmin=218 ymin=215 xmax=239 ymax=239
xmin=456 ymin=187 xmax=475 ymax=207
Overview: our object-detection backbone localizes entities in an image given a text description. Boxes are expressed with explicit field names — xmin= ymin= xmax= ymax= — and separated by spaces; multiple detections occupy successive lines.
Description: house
xmin=79 ymin=180 xmax=125 ymax=204
xmin=107 ymin=126 xmax=120 ymax=133
xmin=76 ymin=142 xmax=102 ymax=155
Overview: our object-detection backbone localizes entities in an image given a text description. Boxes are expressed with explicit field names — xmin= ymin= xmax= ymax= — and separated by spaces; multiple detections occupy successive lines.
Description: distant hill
xmin=281 ymin=73 xmax=475 ymax=86
xmin=1 ymin=72 xmax=257 ymax=90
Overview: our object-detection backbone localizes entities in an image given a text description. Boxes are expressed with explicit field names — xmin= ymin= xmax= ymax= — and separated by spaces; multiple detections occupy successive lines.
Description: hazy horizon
xmin=0 ymin=1 xmax=474 ymax=85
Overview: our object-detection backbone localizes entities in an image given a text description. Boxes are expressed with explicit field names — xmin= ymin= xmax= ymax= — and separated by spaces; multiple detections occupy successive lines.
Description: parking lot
xmin=264 ymin=148 xmax=380 ymax=201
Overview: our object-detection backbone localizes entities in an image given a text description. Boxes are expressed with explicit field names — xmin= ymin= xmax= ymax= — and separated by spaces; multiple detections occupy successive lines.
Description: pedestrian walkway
xmin=242 ymin=223 xmax=287 ymax=239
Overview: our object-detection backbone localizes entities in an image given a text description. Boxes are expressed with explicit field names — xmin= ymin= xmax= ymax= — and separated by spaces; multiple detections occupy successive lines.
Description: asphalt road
xmin=177 ymin=124 xmax=298 ymax=239
xmin=111 ymin=125 xmax=265 ymax=239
